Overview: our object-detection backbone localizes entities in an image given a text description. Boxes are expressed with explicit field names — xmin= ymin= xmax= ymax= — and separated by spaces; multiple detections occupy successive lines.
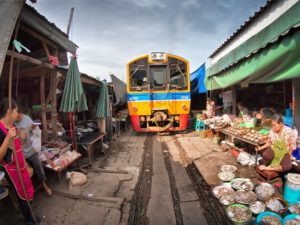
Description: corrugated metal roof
xmin=24 ymin=4 xmax=69 ymax=38
xmin=209 ymin=0 xmax=276 ymax=58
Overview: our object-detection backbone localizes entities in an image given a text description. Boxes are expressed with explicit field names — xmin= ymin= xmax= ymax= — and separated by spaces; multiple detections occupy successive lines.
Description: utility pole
xmin=66 ymin=7 xmax=74 ymax=36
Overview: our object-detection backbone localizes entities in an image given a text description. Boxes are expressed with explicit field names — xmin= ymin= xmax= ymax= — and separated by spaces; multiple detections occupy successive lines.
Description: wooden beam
xmin=6 ymin=50 xmax=55 ymax=70
xmin=20 ymin=25 xmax=58 ymax=49
xmin=42 ymin=42 xmax=51 ymax=58
xmin=40 ymin=73 xmax=48 ymax=141
xmin=81 ymin=76 xmax=101 ymax=87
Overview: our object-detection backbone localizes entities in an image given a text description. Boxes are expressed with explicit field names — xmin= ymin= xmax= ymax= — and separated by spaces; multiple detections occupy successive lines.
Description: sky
xmin=28 ymin=0 xmax=267 ymax=82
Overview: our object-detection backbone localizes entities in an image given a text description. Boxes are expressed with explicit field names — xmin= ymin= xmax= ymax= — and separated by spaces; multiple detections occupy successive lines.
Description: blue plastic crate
xmin=284 ymin=116 xmax=293 ymax=128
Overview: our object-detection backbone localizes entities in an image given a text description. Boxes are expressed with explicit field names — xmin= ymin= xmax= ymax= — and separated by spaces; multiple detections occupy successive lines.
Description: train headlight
xmin=132 ymin=106 xmax=138 ymax=112
xmin=150 ymin=52 xmax=166 ymax=61
xmin=182 ymin=104 xmax=188 ymax=111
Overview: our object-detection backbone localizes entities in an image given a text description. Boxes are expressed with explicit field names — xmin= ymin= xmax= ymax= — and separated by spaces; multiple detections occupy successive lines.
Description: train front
xmin=127 ymin=52 xmax=191 ymax=132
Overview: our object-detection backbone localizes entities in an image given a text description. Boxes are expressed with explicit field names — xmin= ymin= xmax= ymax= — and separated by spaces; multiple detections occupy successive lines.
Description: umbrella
xmin=60 ymin=57 xmax=88 ymax=150
xmin=60 ymin=57 xmax=88 ymax=113
xmin=96 ymin=81 xmax=111 ymax=119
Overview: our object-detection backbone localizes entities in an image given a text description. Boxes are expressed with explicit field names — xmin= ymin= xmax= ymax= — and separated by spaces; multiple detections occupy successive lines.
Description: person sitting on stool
xmin=256 ymin=114 xmax=297 ymax=172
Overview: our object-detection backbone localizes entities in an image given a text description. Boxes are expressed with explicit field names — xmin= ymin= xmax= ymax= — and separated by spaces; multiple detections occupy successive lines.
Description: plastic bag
xmin=66 ymin=172 xmax=87 ymax=187
xmin=30 ymin=126 xmax=41 ymax=152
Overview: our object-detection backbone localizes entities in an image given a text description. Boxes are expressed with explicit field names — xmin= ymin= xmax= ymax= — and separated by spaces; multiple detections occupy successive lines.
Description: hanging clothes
xmin=0 ymin=121 xmax=34 ymax=200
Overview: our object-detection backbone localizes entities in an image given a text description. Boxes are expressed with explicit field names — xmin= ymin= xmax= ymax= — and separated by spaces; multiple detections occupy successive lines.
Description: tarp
xmin=96 ymin=81 xmax=111 ymax=118
xmin=205 ymin=28 xmax=300 ymax=90
xmin=60 ymin=57 xmax=88 ymax=112
xmin=0 ymin=0 xmax=24 ymax=76
xmin=20 ymin=5 xmax=77 ymax=54
xmin=190 ymin=63 xmax=207 ymax=94
xmin=110 ymin=74 xmax=126 ymax=108
xmin=207 ymin=1 xmax=300 ymax=77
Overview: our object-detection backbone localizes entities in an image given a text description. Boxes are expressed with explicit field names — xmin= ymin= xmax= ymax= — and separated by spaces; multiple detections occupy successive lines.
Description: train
xmin=126 ymin=52 xmax=191 ymax=132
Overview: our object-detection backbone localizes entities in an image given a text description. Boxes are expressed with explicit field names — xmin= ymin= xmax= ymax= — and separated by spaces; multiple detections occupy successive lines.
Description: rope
xmin=149 ymin=116 xmax=174 ymax=133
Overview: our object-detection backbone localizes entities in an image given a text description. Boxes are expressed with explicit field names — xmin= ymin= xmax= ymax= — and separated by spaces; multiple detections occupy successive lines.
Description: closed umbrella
xmin=60 ymin=57 xmax=88 ymax=150
xmin=96 ymin=81 xmax=111 ymax=133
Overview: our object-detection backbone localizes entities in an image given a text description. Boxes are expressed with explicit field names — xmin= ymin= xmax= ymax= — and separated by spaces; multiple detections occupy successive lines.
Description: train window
xmin=170 ymin=65 xmax=187 ymax=90
xmin=150 ymin=66 xmax=166 ymax=90
xmin=130 ymin=68 xmax=147 ymax=90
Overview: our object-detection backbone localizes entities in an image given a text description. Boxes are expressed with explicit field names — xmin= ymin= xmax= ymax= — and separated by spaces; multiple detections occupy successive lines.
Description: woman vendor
xmin=256 ymin=114 xmax=297 ymax=172
xmin=0 ymin=98 xmax=37 ymax=225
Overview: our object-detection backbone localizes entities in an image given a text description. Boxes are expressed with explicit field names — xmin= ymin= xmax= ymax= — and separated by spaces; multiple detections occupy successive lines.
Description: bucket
xmin=284 ymin=173 xmax=300 ymax=204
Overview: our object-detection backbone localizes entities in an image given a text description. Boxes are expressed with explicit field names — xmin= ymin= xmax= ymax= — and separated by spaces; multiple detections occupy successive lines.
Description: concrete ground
xmin=1 ymin=127 xmax=249 ymax=225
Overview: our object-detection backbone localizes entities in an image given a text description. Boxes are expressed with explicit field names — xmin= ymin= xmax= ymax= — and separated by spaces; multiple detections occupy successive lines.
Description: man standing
xmin=15 ymin=108 xmax=52 ymax=196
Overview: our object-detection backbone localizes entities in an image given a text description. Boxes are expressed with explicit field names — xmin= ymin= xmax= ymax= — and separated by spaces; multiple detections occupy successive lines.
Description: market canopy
xmin=206 ymin=1 xmax=300 ymax=79
xmin=190 ymin=63 xmax=207 ymax=94
xmin=0 ymin=0 xmax=24 ymax=76
xmin=60 ymin=57 xmax=88 ymax=112
xmin=96 ymin=81 xmax=111 ymax=119
xmin=205 ymin=28 xmax=300 ymax=90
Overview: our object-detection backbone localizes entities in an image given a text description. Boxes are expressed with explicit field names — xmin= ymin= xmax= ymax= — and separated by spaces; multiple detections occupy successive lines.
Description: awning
xmin=205 ymin=28 xmax=300 ymax=90
xmin=207 ymin=1 xmax=300 ymax=78
xmin=0 ymin=0 xmax=24 ymax=76
xmin=190 ymin=63 xmax=207 ymax=94
xmin=110 ymin=74 xmax=126 ymax=108
xmin=20 ymin=5 xmax=78 ymax=54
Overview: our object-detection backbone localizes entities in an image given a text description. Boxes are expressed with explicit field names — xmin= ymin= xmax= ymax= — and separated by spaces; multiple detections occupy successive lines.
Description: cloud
xmin=28 ymin=0 xmax=267 ymax=81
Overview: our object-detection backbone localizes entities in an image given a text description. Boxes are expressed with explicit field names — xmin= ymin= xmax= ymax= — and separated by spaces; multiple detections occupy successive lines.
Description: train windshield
xmin=150 ymin=66 xmax=167 ymax=90
xmin=130 ymin=66 xmax=147 ymax=91
xmin=169 ymin=61 xmax=187 ymax=90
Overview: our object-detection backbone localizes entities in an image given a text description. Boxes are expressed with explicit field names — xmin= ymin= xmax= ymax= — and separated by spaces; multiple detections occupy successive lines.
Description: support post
xmin=232 ymin=85 xmax=237 ymax=116
xmin=51 ymin=71 xmax=58 ymax=138
xmin=40 ymin=73 xmax=48 ymax=140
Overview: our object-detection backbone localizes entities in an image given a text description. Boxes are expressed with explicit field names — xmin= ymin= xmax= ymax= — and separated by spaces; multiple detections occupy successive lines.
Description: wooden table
xmin=73 ymin=132 xmax=106 ymax=165
xmin=221 ymin=129 xmax=267 ymax=164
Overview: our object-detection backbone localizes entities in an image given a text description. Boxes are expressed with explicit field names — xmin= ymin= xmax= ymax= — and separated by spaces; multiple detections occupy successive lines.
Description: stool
xmin=195 ymin=120 xmax=205 ymax=131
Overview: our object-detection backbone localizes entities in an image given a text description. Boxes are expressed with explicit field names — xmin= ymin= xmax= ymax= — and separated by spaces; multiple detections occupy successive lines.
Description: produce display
xmin=249 ymin=201 xmax=266 ymax=214
xmin=220 ymin=195 xmax=235 ymax=206
xmin=261 ymin=215 xmax=282 ymax=225
xmin=204 ymin=115 xmax=232 ymax=129
xmin=266 ymin=198 xmax=287 ymax=214
xmin=255 ymin=183 xmax=275 ymax=201
xmin=289 ymin=203 xmax=300 ymax=214
xmin=212 ymin=185 xmax=235 ymax=199
xmin=231 ymin=178 xmax=254 ymax=191
xmin=234 ymin=190 xmax=257 ymax=204
xmin=222 ymin=127 xmax=269 ymax=144
xmin=220 ymin=165 xmax=237 ymax=173
xmin=285 ymin=219 xmax=300 ymax=225
xmin=226 ymin=204 xmax=252 ymax=223
xmin=218 ymin=171 xmax=235 ymax=182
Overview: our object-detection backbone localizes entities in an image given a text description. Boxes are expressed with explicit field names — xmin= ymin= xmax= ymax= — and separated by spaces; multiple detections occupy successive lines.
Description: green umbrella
xmin=96 ymin=81 xmax=111 ymax=118
xmin=60 ymin=57 xmax=88 ymax=113
xmin=59 ymin=57 xmax=87 ymax=151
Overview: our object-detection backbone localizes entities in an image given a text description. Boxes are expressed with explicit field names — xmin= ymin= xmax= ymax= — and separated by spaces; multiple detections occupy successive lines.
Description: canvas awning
xmin=207 ymin=1 xmax=300 ymax=78
xmin=0 ymin=0 xmax=24 ymax=75
xmin=205 ymin=28 xmax=300 ymax=90
xmin=190 ymin=64 xmax=207 ymax=94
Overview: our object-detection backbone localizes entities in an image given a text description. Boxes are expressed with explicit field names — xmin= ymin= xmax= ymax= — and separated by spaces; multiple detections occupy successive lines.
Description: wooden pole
xmin=51 ymin=71 xmax=58 ymax=138
xmin=8 ymin=18 xmax=37 ymax=223
xmin=40 ymin=73 xmax=48 ymax=141
xmin=66 ymin=8 xmax=74 ymax=36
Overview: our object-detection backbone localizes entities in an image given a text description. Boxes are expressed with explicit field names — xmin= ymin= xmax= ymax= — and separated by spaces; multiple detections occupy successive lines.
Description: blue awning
xmin=190 ymin=63 xmax=207 ymax=94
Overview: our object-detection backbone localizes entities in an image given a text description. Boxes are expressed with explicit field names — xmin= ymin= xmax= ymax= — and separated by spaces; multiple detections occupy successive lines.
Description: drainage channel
xmin=186 ymin=164 xmax=233 ymax=225
xmin=128 ymin=134 xmax=153 ymax=225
